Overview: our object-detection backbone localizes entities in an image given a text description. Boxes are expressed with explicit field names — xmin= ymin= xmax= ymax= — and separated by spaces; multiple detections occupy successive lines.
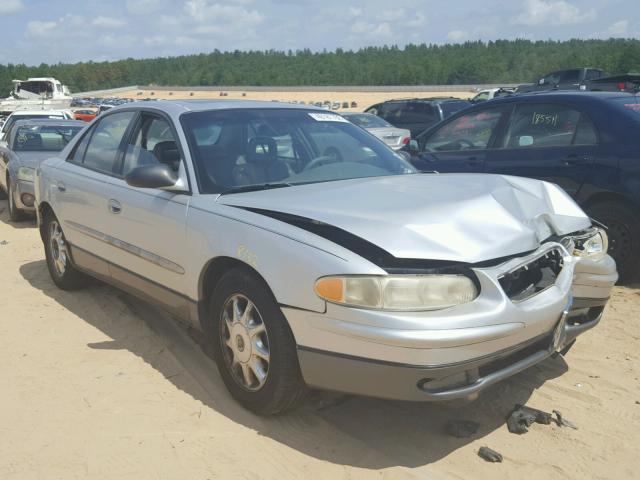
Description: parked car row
xmin=397 ymin=91 xmax=640 ymax=281
xmin=0 ymin=99 xmax=618 ymax=415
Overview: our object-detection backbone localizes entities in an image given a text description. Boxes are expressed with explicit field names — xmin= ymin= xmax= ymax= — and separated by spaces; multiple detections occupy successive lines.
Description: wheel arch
xmin=37 ymin=201 xmax=55 ymax=242
xmin=197 ymin=256 xmax=278 ymax=319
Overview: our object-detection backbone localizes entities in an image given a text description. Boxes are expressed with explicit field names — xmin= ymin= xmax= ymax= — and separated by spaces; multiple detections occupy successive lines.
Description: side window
xmin=559 ymin=69 xmax=581 ymax=84
xmin=573 ymin=115 xmax=598 ymax=145
xmin=396 ymin=103 xmax=438 ymax=126
xmin=502 ymin=104 xmax=580 ymax=149
xmin=585 ymin=69 xmax=602 ymax=81
xmin=68 ymin=129 xmax=92 ymax=163
xmin=82 ymin=112 xmax=135 ymax=174
xmin=123 ymin=114 xmax=180 ymax=176
xmin=423 ymin=108 xmax=504 ymax=152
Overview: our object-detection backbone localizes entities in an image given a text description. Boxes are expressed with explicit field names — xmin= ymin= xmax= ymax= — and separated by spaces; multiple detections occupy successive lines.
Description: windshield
xmin=181 ymin=109 xmax=416 ymax=194
xmin=344 ymin=113 xmax=392 ymax=128
xmin=13 ymin=125 xmax=83 ymax=151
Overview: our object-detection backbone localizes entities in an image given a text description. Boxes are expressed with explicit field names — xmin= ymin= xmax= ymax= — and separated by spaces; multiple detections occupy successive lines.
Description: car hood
xmin=13 ymin=151 xmax=57 ymax=169
xmin=218 ymin=173 xmax=591 ymax=263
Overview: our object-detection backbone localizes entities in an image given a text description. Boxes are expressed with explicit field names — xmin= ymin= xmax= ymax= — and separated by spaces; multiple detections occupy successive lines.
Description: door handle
xmin=562 ymin=155 xmax=591 ymax=166
xmin=57 ymin=182 xmax=66 ymax=192
xmin=108 ymin=199 xmax=122 ymax=214
xmin=465 ymin=156 xmax=482 ymax=167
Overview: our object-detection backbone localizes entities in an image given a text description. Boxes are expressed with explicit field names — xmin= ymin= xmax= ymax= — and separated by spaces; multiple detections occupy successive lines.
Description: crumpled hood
xmin=218 ymin=173 xmax=591 ymax=263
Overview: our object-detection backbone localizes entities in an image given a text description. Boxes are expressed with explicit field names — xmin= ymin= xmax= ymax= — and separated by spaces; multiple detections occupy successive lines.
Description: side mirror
xmin=408 ymin=139 xmax=419 ymax=153
xmin=538 ymin=78 xmax=545 ymax=85
xmin=125 ymin=163 xmax=179 ymax=189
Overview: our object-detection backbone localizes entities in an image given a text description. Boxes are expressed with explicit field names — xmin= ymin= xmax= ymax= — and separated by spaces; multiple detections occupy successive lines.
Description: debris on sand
xmin=445 ymin=419 xmax=480 ymax=438
xmin=553 ymin=410 xmax=578 ymax=430
xmin=0 ymin=240 xmax=7 ymax=245
xmin=507 ymin=404 xmax=578 ymax=434
xmin=507 ymin=404 xmax=553 ymax=434
xmin=478 ymin=446 xmax=503 ymax=463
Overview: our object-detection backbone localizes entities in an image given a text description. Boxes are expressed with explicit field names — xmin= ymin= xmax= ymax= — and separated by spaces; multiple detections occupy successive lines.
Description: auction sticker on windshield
xmin=308 ymin=112 xmax=349 ymax=122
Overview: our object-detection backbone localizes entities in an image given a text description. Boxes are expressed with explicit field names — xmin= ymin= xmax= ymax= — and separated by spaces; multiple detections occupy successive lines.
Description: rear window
xmin=14 ymin=125 xmax=83 ymax=151
xmin=440 ymin=101 xmax=471 ymax=118
xmin=4 ymin=114 xmax=65 ymax=135
xmin=344 ymin=114 xmax=391 ymax=128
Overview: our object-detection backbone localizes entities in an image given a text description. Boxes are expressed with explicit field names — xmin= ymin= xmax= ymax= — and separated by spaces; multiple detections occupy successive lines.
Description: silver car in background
xmin=342 ymin=112 xmax=411 ymax=150
xmin=0 ymin=119 xmax=84 ymax=221
xmin=35 ymin=100 xmax=617 ymax=414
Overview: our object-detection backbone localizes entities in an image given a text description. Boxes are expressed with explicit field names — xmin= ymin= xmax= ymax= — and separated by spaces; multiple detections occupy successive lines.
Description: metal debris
xmin=553 ymin=410 xmax=578 ymax=430
xmin=506 ymin=404 xmax=553 ymax=434
xmin=478 ymin=446 xmax=503 ymax=463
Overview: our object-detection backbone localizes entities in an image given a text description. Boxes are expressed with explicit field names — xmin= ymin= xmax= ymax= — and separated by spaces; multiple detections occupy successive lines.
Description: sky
xmin=0 ymin=0 xmax=637 ymax=65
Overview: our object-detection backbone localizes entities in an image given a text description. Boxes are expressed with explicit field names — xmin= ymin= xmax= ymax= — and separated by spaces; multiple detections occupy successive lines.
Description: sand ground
xmin=101 ymin=88 xmax=474 ymax=112
xmin=0 ymin=200 xmax=638 ymax=480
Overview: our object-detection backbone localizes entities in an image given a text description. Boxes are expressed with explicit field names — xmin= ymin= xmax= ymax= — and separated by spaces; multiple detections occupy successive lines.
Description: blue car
xmin=408 ymin=91 xmax=640 ymax=281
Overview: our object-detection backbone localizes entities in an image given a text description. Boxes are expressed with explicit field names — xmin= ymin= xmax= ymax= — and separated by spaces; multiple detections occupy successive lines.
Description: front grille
xmin=498 ymin=248 xmax=564 ymax=302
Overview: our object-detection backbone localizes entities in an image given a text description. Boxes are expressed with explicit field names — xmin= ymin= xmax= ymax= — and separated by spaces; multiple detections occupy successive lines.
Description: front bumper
xmin=285 ymin=246 xmax=614 ymax=402
xmin=13 ymin=179 xmax=36 ymax=213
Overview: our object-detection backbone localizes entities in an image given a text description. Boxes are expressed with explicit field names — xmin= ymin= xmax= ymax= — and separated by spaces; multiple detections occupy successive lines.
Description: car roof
xmin=8 ymin=110 xmax=71 ymax=116
xmin=378 ymin=97 xmax=468 ymax=104
xmin=468 ymin=90 xmax=638 ymax=108
xmin=106 ymin=99 xmax=326 ymax=116
xmin=12 ymin=118 xmax=85 ymax=127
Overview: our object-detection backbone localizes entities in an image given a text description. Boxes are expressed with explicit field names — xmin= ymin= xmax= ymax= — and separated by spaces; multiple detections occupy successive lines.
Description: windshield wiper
xmin=220 ymin=182 xmax=293 ymax=195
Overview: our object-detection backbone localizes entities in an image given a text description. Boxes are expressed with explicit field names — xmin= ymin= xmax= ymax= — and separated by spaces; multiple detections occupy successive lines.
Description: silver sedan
xmin=342 ymin=112 xmax=411 ymax=150
xmin=35 ymin=100 xmax=617 ymax=414
xmin=0 ymin=119 xmax=84 ymax=221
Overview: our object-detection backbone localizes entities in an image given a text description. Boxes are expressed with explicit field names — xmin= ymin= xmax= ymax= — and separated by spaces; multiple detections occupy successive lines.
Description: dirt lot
xmin=0 ymin=200 xmax=638 ymax=480
xmin=108 ymin=88 xmax=474 ymax=111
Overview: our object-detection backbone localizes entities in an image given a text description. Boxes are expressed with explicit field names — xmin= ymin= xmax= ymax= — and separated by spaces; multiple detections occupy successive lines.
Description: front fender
xmin=185 ymin=200 xmax=385 ymax=313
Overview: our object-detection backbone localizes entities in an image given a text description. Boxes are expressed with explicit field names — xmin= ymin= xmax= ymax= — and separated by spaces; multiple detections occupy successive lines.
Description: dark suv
xmin=406 ymin=91 xmax=640 ymax=281
xmin=364 ymin=98 xmax=471 ymax=137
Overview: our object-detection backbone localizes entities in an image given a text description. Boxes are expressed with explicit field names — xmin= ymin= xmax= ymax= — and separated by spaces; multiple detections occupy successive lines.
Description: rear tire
xmin=207 ymin=267 xmax=306 ymax=415
xmin=7 ymin=178 xmax=26 ymax=222
xmin=42 ymin=211 xmax=90 ymax=290
xmin=587 ymin=201 xmax=640 ymax=283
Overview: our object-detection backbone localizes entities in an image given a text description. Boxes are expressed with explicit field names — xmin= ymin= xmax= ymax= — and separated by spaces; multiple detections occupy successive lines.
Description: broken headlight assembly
xmin=562 ymin=227 xmax=608 ymax=260
xmin=314 ymin=274 xmax=478 ymax=311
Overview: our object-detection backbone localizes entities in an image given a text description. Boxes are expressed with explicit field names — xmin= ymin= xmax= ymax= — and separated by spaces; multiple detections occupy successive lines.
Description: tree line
xmin=0 ymin=39 xmax=638 ymax=94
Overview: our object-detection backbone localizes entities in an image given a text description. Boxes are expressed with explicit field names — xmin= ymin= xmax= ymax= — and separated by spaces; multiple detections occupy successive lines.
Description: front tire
xmin=43 ymin=212 xmax=89 ymax=290
xmin=207 ymin=267 xmax=306 ymax=414
xmin=587 ymin=201 xmax=640 ymax=283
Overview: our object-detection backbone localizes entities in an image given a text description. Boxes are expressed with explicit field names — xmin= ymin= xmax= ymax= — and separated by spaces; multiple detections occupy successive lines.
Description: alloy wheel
xmin=49 ymin=220 xmax=68 ymax=276
xmin=220 ymin=293 xmax=270 ymax=391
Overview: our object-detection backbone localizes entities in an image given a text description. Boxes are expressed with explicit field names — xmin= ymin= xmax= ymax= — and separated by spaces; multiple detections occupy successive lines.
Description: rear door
xmin=412 ymin=106 xmax=508 ymax=173
xmin=484 ymin=102 xmax=598 ymax=197
xmin=52 ymin=110 xmax=137 ymax=273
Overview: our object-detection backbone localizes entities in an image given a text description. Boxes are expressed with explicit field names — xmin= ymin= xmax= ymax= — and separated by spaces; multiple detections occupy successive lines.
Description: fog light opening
xmin=21 ymin=193 xmax=35 ymax=207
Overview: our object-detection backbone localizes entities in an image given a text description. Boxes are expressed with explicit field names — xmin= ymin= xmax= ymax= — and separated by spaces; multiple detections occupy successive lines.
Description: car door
xmin=104 ymin=111 xmax=191 ymax=319
xmin=484 ymin=102 xmax=598 ymax=197
xmin=51 ymin=110 xmax=137 ymax=278
xmin=411 ymin=106 xmax=508 ymax=173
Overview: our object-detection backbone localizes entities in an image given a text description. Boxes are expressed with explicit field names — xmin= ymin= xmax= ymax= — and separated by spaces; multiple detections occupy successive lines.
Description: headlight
xmin=314 ymin=275 xmax=478 ymax=311
xmin=17 ymin=167 xmax=35 ymax=182
xmin=566 ymin=227 xmax=608 ymax=260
